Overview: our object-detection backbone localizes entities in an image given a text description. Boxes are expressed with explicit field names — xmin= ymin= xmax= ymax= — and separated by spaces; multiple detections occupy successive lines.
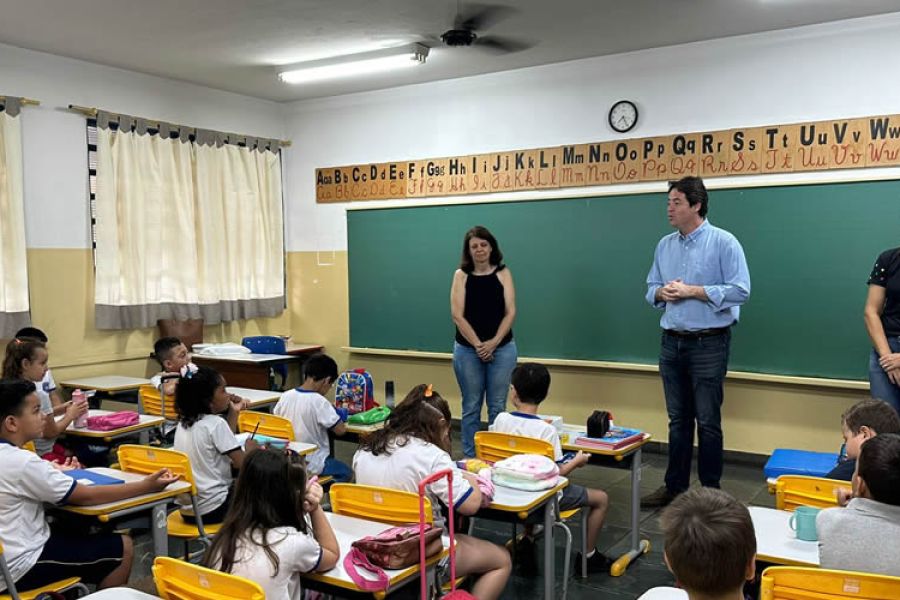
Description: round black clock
xmin=608 ymin=100 xmax=638 ymax=133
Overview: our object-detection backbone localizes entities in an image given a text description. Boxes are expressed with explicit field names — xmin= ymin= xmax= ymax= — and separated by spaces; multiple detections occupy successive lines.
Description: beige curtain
xmin=94 ymin=118 xmax=284 ymax=329
xmin=0 ymin=99 xmax=30 ymax=336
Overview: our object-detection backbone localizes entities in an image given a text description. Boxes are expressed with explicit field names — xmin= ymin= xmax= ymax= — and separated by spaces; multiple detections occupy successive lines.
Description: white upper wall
xmin=0 ymin=42 xmax=285 ymax=249
xmin=283 ymin=13 xmax=900 ymax=252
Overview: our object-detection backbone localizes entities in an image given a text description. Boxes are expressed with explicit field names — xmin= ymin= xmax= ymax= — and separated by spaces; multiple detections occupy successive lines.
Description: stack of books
xmin=575 ymin=426 xmax=644 ymax=450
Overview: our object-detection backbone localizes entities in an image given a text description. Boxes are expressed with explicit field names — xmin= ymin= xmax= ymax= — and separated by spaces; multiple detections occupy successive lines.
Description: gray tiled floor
xmin=125 ymin=444 xmax=771 ymax=599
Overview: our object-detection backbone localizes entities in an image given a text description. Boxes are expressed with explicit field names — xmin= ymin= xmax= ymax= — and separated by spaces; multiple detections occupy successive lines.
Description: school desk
xmin=234 ymin=432 xmax=317 ymax=458
xmin=749 ymin=506 xmax=820 ymax=567
xmin=80 ymin=588 xmax=161 ymax=599
xmin=54 ymin=467 xmax=191 ymax=558
xmin=193 ymin=352 xmax=303 ymax=390
xmin=474 ymin=477 xmax=569 ymax=600
xmin=63 ymin=409 xmax=165 ymax=445
xmin=300 ymin=511 xmax=448 ymax=598
xmin=637 ymin=587 xmax=688 ymax=600
xmin=561 ymin=425 xmax=653 ymax=576
xmin=329 ymin=420 xmax=386 ymax=456
xmin=226 ymin=386 xmax=280 ymax=410
xmin=59 ymin=375 xmax=151 ymax=393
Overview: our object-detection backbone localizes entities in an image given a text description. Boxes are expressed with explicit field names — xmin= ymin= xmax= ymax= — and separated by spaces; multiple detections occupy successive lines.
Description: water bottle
xmin=72 ymin=389 xmax=89 ymax=428
xmin=385 ymin=381 xmax=395 ymax=408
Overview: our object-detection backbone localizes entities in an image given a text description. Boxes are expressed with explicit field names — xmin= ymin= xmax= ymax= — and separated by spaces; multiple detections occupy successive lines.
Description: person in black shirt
xmin=864 ymin=248 xmax=900 ymax=414
xmin=450 ymin=226 xmax=517 ymax=458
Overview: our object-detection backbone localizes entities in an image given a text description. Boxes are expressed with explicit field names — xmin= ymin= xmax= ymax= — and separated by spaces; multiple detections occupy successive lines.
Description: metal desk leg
xmin=151 ymin=504 xmax=169 ymax=557
xmin=139 ymin=430 xmax=149 ymax=445
xmin=543 ymin=494 xmax=557 ymax=599
xmin=611 ymin=447 xmax=651 ymax=576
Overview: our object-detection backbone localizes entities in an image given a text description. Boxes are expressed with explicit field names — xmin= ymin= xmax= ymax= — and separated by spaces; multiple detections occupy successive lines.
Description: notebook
xmin=66 ymin=469 xmax=125 ymax=486
xmin=235 ymin=432 xmax=289 ymax=450
xmin=575 ymin=426 xmax=644 ymax=450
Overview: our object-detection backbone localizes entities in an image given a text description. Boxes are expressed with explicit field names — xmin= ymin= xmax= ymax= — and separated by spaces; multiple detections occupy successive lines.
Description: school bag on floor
xmin=335 ymin=368 xmax=378 ymax=414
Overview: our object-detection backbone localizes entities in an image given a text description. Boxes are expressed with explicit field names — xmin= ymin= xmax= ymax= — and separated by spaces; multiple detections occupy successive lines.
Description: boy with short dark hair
xmin=659 ymin=487 xmax=756 ymax=600
xmin=817 ymin=433 xmax=900 ymax=576
xmin=826 ymin=398 xmax=900 ymax=481
xmin=274 ymin=353 xmax=351 ymax=481
xmin=490 ymin=362 xmax=611 ymax=573
xmin=0 ymin=379 xmax=178 ymax=593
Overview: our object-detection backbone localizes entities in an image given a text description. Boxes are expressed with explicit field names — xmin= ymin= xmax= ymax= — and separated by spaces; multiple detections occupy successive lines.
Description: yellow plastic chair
xmin=330 ymin=483 xmax=434 ymax=525
xmin=0 ymin=539 xmax=88 ymax=600
xmin=774 ymin=475 xmax=851 ymax=512
xmin=761 ymin=566 xmax=900 ymax=600
xmin=21 ymin=441 xmax=36 ymax=454
xmin=153 ymin=556 xmax=265 ymax=600
xmin=474 ymin=430 xmax=587 ymax=594
xmin=139 ymin=383 xmax=177 ymax=420
xmin=117 ymin=444 xmax=220 ymax=559
xmin=237 ymin=411 xmax=295 ymax=441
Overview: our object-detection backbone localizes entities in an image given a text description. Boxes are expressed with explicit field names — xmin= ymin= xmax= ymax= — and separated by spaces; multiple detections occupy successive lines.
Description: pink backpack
xmin=86 ymin=411 xmax=140 ymax=431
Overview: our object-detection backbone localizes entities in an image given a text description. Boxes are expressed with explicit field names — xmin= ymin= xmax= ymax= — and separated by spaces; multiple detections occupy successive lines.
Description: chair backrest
xmin=761 ymin=566 xmax=900 ymax=600
xmin=139 ymin=384 xmax=177 ymax=420
xmin=774 ymin=475 xmax=851 ymax=511
xmin=474 ymin=430 xmax=556 ymax=463
xmin=153 ymin=556 xmax=265 ymax=600
xmin=237 ymin=411 xmax=295 ymax=441
xmin=330 ymin=483 xmax=433 ymax=525
xmin=117 ymin=444 xmax=197 ymax=494
xmin=241 ymin=335 xmax=286 ymax=355
xmin=22 ymin=440 xmax=36 ymax=454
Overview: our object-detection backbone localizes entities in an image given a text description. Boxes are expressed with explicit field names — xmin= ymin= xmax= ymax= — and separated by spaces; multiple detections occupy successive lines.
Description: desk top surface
xmin=489 ymin=477 xmax=569 ymax=512
xmin=560 ymin=424 xmax=652 ymax=456
xmin=59 ymin=375 xmax=150 ymax=391
xmin=749 ymin=506 xmax=820 ymax=566
xmin=81 ymin=588 xmax=161 ymax=599
xmin=303 ymin=511 xmax=447 ymax=592
xmin=194 ymin=352 xmax=300 ymax=363
xmin=57 ymin=467 xmax=191 ymax=515
xmin=227 ymin=386 xmax=280 ymax=406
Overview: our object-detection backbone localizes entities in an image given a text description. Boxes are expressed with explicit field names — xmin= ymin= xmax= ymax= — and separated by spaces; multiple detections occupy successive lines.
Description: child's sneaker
xmin=573 ymin=551 xmax=614 ymax=575
xmin=514 ymin=535 xmax=538 ymax=573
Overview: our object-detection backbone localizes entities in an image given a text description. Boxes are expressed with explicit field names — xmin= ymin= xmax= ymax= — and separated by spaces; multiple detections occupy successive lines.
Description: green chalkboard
xmin=348 ymin=180 xmax=900 ymax=380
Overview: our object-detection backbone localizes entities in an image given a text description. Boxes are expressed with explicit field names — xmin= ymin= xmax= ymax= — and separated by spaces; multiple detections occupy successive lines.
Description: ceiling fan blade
xmin=475 ymin=35 xmax=533 ymax=54
xmin=456 ymin=4 xmax=517 ymax=32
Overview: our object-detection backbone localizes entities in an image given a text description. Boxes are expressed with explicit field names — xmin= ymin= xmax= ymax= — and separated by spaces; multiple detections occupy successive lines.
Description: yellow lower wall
xmin=24 ymin=248 xmax=863 ymax=455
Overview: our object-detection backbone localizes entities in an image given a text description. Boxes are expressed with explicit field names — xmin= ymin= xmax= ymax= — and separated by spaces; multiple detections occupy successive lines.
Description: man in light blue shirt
xmin=642 ymin=176 xmax=750 ymax=508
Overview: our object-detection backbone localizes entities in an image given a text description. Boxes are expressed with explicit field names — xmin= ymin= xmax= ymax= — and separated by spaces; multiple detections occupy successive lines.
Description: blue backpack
xmin=335 ymin=368 xmax=378 ymax=414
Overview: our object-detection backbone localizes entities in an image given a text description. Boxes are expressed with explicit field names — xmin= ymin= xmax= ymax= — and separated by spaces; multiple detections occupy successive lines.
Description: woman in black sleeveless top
xmin=451 ymin=226 xmax=517 ymax=457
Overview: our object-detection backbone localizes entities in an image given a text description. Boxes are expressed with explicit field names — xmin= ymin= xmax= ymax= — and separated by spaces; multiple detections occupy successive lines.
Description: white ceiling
xmin=1 ymin=0 xmax=899 ymax=103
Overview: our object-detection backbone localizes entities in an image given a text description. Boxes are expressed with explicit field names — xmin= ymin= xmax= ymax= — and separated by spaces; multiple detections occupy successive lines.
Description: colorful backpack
xmin=335 ymin=368 xmax=377 ymax=414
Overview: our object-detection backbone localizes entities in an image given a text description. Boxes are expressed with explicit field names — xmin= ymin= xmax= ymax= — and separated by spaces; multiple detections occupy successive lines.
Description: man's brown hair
xmin=843 ymin=399 xmax=900 ymax=435
xmin=661 ymin=488 xmax=756 ymax=596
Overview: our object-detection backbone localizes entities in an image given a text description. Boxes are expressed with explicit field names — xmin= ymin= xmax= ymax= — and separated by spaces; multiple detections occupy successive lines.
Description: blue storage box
xmin=764 ymin=448 xmax=840 ymax=479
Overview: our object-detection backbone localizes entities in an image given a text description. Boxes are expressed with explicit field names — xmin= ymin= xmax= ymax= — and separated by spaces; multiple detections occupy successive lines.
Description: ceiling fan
xmin=438 ymin=2 xmax=532 ymax=53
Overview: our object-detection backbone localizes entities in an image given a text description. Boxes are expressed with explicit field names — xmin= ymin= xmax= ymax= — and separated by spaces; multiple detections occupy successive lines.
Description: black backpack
xmin=587 ymin=410 xmax=611 ymax=438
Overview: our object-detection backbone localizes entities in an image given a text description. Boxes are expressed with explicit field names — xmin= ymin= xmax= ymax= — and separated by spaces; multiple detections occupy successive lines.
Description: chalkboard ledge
xmin=343 ymin=347 xmax=869 ymax=392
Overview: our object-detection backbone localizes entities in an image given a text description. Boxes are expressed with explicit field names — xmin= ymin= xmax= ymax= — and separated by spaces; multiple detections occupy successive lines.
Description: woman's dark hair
xmin=0 ymin=379 xmax=37 ymax=421
xmin=2 ymin=338 xmax=46 ymax=379
xmin=361 ymin=384 xmax=452 ymax=456
xmin=459 ymin=225 xmax=504 ymax=274
xmin=204 ymin=449 xmax=308 ymax=576
xmin=174 ymin=365 xmax=224 ymax=427
xmin=668 ymin=176 xmax=709 ymax=217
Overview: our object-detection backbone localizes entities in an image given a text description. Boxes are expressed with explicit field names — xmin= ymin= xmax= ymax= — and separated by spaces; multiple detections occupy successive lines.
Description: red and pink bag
xmin=86 ymin=411 xmax=140 ymax=431
xmin=343 ymin=523 xmax=443 ymax=592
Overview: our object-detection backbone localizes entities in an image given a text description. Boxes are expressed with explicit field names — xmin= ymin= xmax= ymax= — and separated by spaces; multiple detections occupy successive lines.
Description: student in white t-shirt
xmin=205 ymin=448 xmax=339 ymax=600
xmin=152 ymin=337 xmax=249 ymax=432
xmin=353 ymin=384 xmax=511 ymax=600
xmin=274 ymin=353 xmax=351 ymax=480
xmin=174 ymin=365 xmax=259 ymax=525
xmin=2 ymin=336 xmax=86 ymax=461
xmin=0 ymin=379 xmax=178 ymax=593
xmin=490 ymin=362 xmax=612 ymax=573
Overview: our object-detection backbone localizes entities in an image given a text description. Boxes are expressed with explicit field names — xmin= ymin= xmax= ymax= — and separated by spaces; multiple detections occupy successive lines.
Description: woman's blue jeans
xmin=453 ymin=340 xmax=517 ymax=457
xmin=868 ymin=337 xmax=900 ymax=415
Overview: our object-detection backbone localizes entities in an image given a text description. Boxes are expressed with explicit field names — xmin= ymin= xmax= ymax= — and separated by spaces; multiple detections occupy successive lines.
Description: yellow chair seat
xmin=154 ymin=556 xmax=265 ymax=600
xmin=167 ymin=511 xmax=223 ymax=539
xmin=559 ymin=508 xmax=581 ymax=520
xmin=0 ymin=577 xmax=83 ymax=600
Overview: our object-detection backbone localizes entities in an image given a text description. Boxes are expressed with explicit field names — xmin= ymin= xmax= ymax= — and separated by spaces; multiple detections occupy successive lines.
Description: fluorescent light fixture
xmin=278 ymin=44 xmax=429 ymax=85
